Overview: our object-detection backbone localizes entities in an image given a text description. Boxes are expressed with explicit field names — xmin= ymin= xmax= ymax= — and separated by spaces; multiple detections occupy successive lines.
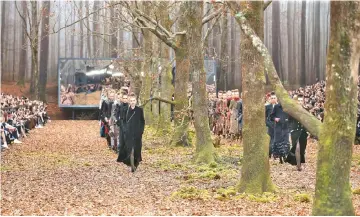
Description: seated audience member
xmin=0 ymin=93 xmax=50 ymax=151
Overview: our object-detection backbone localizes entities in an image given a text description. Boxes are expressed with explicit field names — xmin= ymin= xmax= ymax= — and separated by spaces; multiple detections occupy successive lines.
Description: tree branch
xmin=202 ymin=7 xmax=223 ymax=25
xmin=15 ymin=2 xmax=31 ymax=41
xmin=203 ymin=11 xmax=222 ymax=45
xmin=228 ymin=3 xmax=322 ymax=137
xmin=263 ymin=1 xmax=273 ymax=11
xmin=134 ymin=8 xmax=173 ymax=38
xmin=51 ymin=2 xmax=122 ymax=34
xmin=125 ymin=7 xmax=179 ymax=50
xmin=140 ymin=97 xmax=176 ymax=107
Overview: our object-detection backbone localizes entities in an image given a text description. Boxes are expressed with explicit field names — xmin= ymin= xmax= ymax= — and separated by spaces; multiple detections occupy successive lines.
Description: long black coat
xmin=265 ymin=103 xmax=275 ymax=135
xmin=115 ymin=102 xmax=128 ymax=150
xmin=269 ymin=103 xmax=290 ymax=158
xmin=117 ymin=105 xmax=145 ymax=167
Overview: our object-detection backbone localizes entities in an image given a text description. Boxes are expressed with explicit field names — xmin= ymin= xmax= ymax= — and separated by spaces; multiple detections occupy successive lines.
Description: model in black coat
xmin=269 ymin=103 xmax=290 ymax=163
xmin=117 ymin=104 xmax=145 ymax=172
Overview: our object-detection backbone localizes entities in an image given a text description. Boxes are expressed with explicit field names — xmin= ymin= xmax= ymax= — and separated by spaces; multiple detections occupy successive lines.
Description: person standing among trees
xmin=236 ymin=92 xmax=243 ymax=141
xmin=117 ymin=93 xmax=145 ymax=172
xmin=100 ymin=90 xmax=115 ymax=149
xmin=269 ymin=99 xmax=290 ymax=164
xmin=266 ymin=92 xmax=277 ymax=158
xmin=116 ymin=91 xmax=128 ymax=154
xmin=285 ymin=94 xmax=309 ymax=171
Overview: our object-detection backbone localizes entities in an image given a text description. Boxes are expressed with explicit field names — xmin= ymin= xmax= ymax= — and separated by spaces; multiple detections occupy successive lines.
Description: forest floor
xmin=1 ymin=120 xmax=360 ymax=215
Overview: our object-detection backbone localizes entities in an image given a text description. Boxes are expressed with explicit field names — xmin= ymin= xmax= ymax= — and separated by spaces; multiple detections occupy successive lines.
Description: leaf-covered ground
xmin=1 ymin=120 xmax=360 ymax=215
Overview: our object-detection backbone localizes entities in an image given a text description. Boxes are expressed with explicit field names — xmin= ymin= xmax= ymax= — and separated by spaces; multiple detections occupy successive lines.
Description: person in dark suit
xmin=285 ymin=94 xmax=309 ymax=171
xmin=117 ymin=93 xmax=145 ymax=172
xmin=265 ymin=92 xmax=277 ymax=158
xmin=115 ymin=92 xmax=128 ymax=154
xmin=236 ymin=97 xmax=243 ymax=139
xmin=100 ymin=90 xmax=115 ymax=148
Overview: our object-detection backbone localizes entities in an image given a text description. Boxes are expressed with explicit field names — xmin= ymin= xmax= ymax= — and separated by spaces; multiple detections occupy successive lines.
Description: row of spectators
xmin=1 ymin=93 xmax=50 ymax=151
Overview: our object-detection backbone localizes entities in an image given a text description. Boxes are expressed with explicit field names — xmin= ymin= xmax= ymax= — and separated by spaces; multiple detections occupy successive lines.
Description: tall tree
xmin=185 ymin=1 xmax=214 ymax=163
xmin=271 ymin=1 xmax=282 ymax=80
xmin=230 ymin=1 xmax=274 ymax=193
xmin=18 ymin=2 xmax=28 ymax=86
xmin=110 ymin=6 xmax=117 ymax=58
xmin=158 ymin=1 xmax=172 ymax=134
xmin=79 ymin=1 xmax=83 ymax=58
xmin=0 ymin=1 xmax=2 ymax=81
xmin=300 ymin=0 xmax=306 ymax=86
xmin=1 ymin=1 xmax=6 ymax=78
xmin=139 ymin=1 xmax=154 ymax=125
xmin=12 ymin=2 xmax=17 ymax=81
xmin=29 ymin=1 xmax=39 ymax=96
xmin=70 ymin=3 xmax=75 ymax=58
xmin=93 ymin=1 xmax=100 ymax=57
xmin=312 ymin=1 xmax=360 ymax=215
xmin=38 ymin=1 xmax=50 ymax=101
xmin=314 ymin=1 xmax=321 ymax=81
xmin=86 ymin=1 xmax=92 ymax=58
xmin=219 ymin=12 xmax=228 ymax=91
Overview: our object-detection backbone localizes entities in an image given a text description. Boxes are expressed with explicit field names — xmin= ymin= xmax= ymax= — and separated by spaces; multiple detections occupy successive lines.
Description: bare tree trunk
xmin=287 ymin=2 xmax=295 ymax=85
xmin=231 ymin=1 xmax=275 ymax=193
xmin=71 ymin=4 xmax=74 ymax=58
xmin=271 ymin=1 xmax=282 ymax=80
xmin=86 ymin=1 xmax=91 ymax=58
xmin=139 ymin=2 xmax=154 ymax=125
xmin=1 ymin=1 xmax=6 ymax=78
xmin=38 ymin=1 xmax=50 ymax=101
xmin=92 ymin=1 xmax=99 ymax=57
xmin=110 ymin=7 xmax=117 ymax=58
xmin=170 ymin=4 xmax=190 ymax=147
xmin=158 ymin=2 xmax=172 ymax=134
xmin=219 ymin=13 xmax=228 ymax=92
xmin=18 ymin=1 xmax=27 ymax=86
xmin=185 ymin=1 xmax=214 ymax=163
xmin=314 ymin=2 xmax=321 ymax=81
xmin=12 ymin=2 xmax=17 ymax=82
xmin=30 ymin=1 xmax=39 ymax=96
xmin=312 ymin=2 xmax=360 ymax=215
xmin=79 ymin=1 xmax=83 ymax=57
xmin=300 ymin=1 xmax=306 ymax=86
xmin=0 ymin=1 xmax=2 ymax=82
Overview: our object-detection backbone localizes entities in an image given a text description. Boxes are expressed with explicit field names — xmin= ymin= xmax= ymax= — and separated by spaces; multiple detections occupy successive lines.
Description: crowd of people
xmin=1 ymin=93 xmax=50 ymax=151
xmin=205 ymin=77 xmax=360 ymax=170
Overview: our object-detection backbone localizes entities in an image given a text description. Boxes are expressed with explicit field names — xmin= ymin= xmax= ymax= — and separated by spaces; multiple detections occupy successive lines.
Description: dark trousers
xmin=286 ymin=130 xmax=308 ymax=165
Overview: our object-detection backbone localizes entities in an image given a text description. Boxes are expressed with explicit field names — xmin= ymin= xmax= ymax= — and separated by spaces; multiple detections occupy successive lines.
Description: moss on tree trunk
xmin=185 ymin=1 xmax=214 ymax=164
xmin=158 ymin=63 xmax=173 ymax=134
xmin=231 ymin=1 xmax=275 ymax=193
xmin=157 ymin=2 xmax=172 ymax=134
xmin=140 ymin=5 xmax=154 ymax=125
xmin=312 ymin=2 xmax=359 ymax=215
xmin=170 ymin=4 xmax=191 ymax=146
